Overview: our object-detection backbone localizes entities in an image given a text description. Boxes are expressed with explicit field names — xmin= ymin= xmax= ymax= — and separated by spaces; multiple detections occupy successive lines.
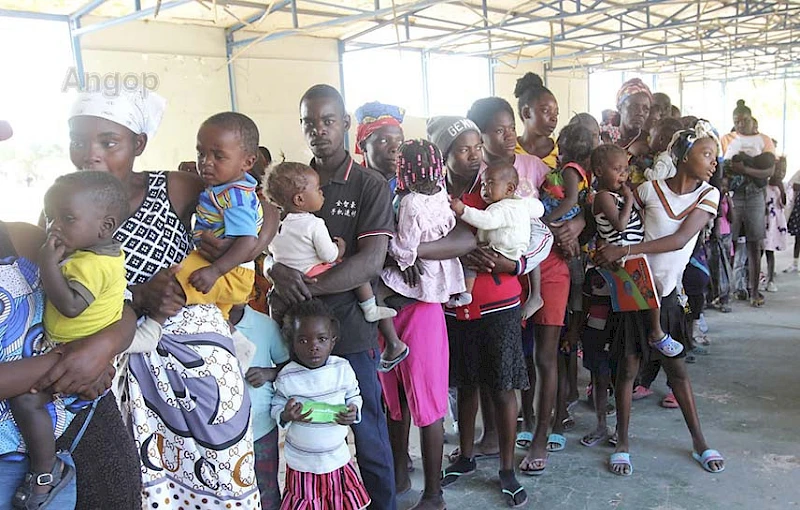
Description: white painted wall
xmin=77 ymin=18 xmax=592 ymax=170
xmin=80 ymin=18 xmax=342 ymax=170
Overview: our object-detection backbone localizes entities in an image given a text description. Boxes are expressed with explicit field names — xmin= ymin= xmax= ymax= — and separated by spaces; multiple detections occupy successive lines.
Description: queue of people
xmin=0 ymin=71 xmax=793 ymax=510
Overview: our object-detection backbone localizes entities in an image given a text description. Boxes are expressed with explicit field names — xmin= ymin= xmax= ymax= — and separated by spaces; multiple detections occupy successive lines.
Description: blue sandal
xmin=609 ymin=452 xmax=633 ymax=476
xmin=692 ymin=449 xmax=725 ymax=473
xmin=515 ymin=431 xmax=533 ymax=449
xmin=546 ymin=433 xmax=566 ymax=452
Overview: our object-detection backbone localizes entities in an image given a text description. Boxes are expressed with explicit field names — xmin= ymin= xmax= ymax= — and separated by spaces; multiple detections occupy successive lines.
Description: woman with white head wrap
xmin=61 ymin=87 xmax=275 ymax=508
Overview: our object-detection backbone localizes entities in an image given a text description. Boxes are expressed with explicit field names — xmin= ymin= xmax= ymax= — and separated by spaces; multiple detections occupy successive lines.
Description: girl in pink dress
xmin=378 ymin=139 xmax=464 ymax=510
xmin=380 ymin=140 xmax=466 ymax=303
xmin=763 ymin=157 xmax=788 ymax=291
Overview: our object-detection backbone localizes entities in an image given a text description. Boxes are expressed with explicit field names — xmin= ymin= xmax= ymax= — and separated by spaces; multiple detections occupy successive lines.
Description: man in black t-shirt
xmin=268 ymin=85 xmax=397 ymax=510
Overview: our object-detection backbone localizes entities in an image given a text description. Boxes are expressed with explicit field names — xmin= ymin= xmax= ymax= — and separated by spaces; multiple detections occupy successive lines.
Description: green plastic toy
xmin=301 ymin=401 xmax=349 ymax=423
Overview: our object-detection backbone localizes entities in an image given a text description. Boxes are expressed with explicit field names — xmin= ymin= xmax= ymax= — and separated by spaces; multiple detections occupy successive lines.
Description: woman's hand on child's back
xmin=335 ymin=404 xmax=359 ymax=426
xmin=245 ymin=366 xmax=278 ymax=388
xmin=281 ymin=398 xmax=312 ymax=424
xmin=450 ymin=197 xmax=466 ymax=217
xmin=189 ymin=265 xmax=222 ymax=294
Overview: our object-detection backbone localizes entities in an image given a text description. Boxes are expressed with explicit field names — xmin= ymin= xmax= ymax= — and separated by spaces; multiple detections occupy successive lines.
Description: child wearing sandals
xmin=381 ymin=139 xmax=465 ymax=303
xmin=10 ymin=171 xmax=128 ymax=509
xmin=265 ymin=162 xmax=406 ymax=371
xmin=595 ymin=120 xmax=725 ymax=477
xmin=591 ymin=144 xmax=685 ymax=358
xmin=271 ymin=299 xmax=370 ymax=510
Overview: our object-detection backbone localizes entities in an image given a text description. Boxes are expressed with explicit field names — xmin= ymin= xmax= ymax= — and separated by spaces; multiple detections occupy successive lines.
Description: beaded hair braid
xmin=395 ymin=139 xmax=445 ymax=193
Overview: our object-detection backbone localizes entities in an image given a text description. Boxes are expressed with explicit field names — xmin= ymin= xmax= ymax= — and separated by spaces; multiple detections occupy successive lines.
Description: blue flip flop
xmin=609 ymin=452 xmax=633 ymax=476
xmin=692 ymin=449 xmax=725 ymax=473
xmin=515 ymin=431 xmax=534 ymax=449
xmin=546 ymin=433 xmax=566 ymax=452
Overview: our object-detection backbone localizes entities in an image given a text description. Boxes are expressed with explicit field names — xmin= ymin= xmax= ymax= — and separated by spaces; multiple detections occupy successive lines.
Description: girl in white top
xmin=271 ymin=299 xmax=371 ymax=510
xmin=596 ymin=120 xmax=725 ymax=477
xmin=265 ymin=162 xmax=408 ymax=371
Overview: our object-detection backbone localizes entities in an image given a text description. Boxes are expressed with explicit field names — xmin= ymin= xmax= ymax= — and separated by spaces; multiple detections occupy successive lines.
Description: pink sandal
xmin=661 ymin=392 xmax=679 ymax=409
xmin=631 ymin=385 xmax=653 ymax=400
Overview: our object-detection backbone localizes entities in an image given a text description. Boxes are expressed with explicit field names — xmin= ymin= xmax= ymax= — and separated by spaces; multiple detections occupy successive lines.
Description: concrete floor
xmin=400 ymin=250 xmax=800 ymax=510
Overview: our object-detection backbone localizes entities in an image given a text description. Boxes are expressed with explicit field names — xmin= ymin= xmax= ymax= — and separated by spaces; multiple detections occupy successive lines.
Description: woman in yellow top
xmin=514 ymin=72 xmax=560 ymax=169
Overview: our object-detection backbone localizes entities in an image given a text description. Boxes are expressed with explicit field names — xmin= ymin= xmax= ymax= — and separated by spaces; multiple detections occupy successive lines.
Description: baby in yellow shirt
xmin=9 ymin=171 xmax=128 ymax=509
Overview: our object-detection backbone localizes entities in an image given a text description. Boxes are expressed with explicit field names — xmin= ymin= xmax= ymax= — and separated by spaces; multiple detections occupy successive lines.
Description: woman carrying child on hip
xmin=595 ymin=120 xmax=726 ymax=477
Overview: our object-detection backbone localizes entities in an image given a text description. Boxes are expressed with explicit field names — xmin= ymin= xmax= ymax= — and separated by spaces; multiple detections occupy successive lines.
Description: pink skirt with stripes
xmin=281 ymin=462 xmax=370 ymax=510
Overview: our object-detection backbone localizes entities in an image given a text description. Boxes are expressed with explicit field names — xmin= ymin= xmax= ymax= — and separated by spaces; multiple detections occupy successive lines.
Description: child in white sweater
xmin=449 ymin=161 xmax=547 ymax=319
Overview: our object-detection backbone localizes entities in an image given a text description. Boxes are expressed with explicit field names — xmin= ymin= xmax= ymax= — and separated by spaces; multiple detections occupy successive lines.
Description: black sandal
xmin=12 ymin=457 xmax=74 ymax=510
xmin=499 ymin=470 xmax=528 ymax=508
xmin=441 ymin=455 xmax=476 ymax=487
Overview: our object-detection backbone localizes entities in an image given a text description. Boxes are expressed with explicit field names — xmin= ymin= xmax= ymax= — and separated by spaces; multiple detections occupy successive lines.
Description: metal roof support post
xmin=678 ymin=73 xmax=684 ymax=113
xmin=225 ymin=31 xmax=238 ymax=111
xmin=488 ymin=57 xmax=496 ymax=96
xmin=337 ymin=39 xmax=350 ymax=149
xmin=68 ymin=17 xmax=86 ymax=90
xmin=421 ymin=50 xmax=430 ymax=116
xmin=291 ymin=0 xmax=298 ymax=29
xmin=781 ymin=75 xmax=787 ymax=151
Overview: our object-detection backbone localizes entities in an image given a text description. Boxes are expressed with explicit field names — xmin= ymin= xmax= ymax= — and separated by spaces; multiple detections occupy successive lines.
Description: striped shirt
xmin=271 ymin=356 xmax=362 ymax=474
xmin=193 ymin=173 xmax=263 ymax=244
xmin=594 ymin=190 xmax=645 ymax=247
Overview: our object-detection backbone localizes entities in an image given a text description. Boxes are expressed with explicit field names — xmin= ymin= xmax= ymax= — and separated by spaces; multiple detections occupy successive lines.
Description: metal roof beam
xmin=484 ymin=4 xmax=800 ymax=58
xmin=71 ymin=0 xmax=108 ymax=19
xmin=231 ymin=0 xmax=456 ymax=49
xmin=0 ymin=9 xmax=70 ymax=22
xmin=71 ymin=0 xmax=192 ymax=36
xmin=519 ymin=20 xmax=800 ymax=64
xmin=349 ymin=0 xmax=686 ymax=52
xmin=226 ymin=0 xmax=292 ymax=33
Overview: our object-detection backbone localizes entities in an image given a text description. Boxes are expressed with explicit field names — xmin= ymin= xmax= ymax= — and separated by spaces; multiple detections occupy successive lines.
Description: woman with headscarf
xmin=613 ymin=78 xmax=655 ymax=185
xmin=67 ymin=88 xmax=277 ymax=508
xmin=595 ymin=120 xmax=725 ymax=477
xmin=355 ymin=101 xmax=405 ymax=193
